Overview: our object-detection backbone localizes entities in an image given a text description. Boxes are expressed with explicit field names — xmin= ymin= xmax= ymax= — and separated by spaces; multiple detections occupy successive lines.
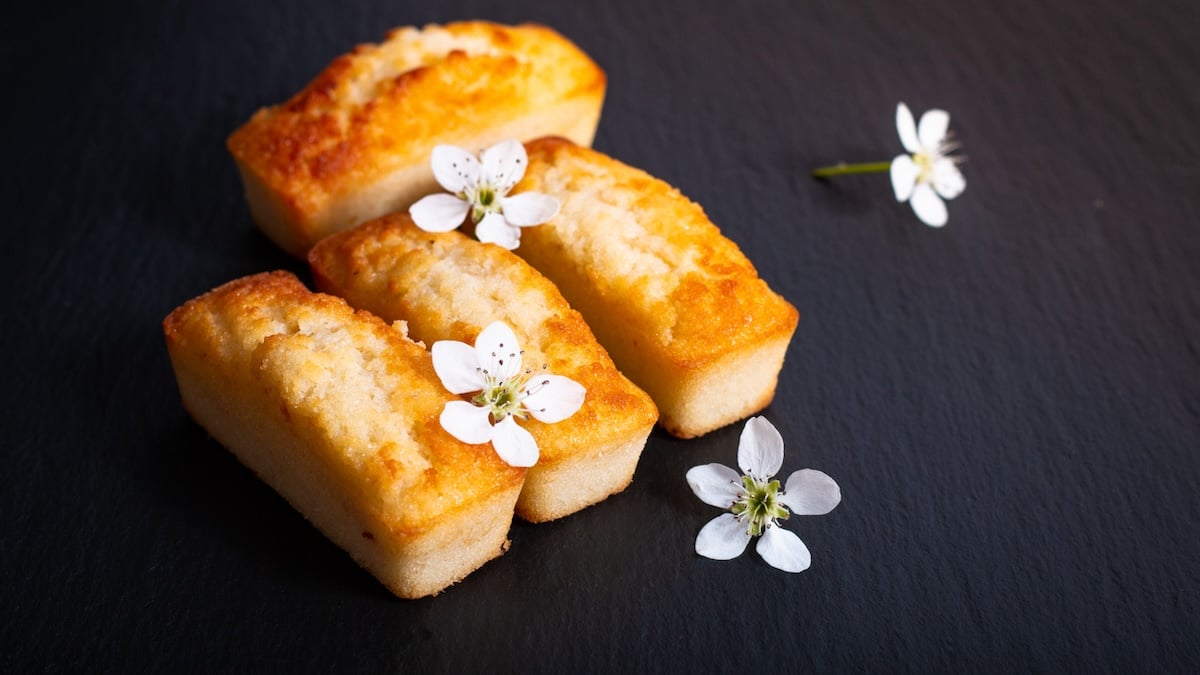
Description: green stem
xmin=811 ymin=161 xmax=892 ymax=179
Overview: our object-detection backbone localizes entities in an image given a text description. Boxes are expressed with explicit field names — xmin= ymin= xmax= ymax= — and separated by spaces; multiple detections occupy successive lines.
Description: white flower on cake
xmin=432 ymin=321 xmax=585 ymax=467
xmin=889 ymin=103 xmax=966 ymax=227
xmin=409 ymin=139 xmax=560 ymax=250
xmin=686 ymin=416 xmax=841 ymax=572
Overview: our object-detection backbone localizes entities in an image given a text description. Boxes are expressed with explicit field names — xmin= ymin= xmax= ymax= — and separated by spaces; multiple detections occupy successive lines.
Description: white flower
xmin=890 ymin=103 xmax=966 ymax=227
xmin=685 ymin=417 xmax=841 ymax=572
xmin=431 ymin=321 xmax=585 ymax=467
xmin=408 ymin=139 xmax=560 ymax=250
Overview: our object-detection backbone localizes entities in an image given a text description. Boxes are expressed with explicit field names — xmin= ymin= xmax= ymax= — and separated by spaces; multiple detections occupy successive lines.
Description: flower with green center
xmin=408 ymin=139 xmax=561 ymax=250
xmin=812 ymin=102 xmax=966 ymax=227
xmin=432 ymin=321 xmax=585 ymax=467
xmin=889 ymin=102 xmax=966 ymax=227
xmin=731 ymin=474 xmax=790 ymax=537
xmin=686 ymin=417 xmax=841 ymax=572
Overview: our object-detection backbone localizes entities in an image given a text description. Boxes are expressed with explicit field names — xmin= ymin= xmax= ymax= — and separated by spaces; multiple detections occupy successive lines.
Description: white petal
xmin=695 ymin=513 xmax=752 ymax=561
xmin=473 ymin=321 xmax=522 ymax=381
xmin=918 ymin=109 xmax=950 ymax=152
xmin=500 ymin=192 xmax=560 ymax=227
xmin=756 ymin=526 xmax=812 ymax=573
xmin=896 ymin=103 xmax=920 ymax=154
xmin=909 ymin=182 xmax=948 ymax=227
xmin=686 ymin=463 xmax=744 ymax=508
xmin=409 ymin=193 xmax=470 ymax=233
xmin=780 ymin=469 xmax=842 ymax=515
xmin=890 ymin=155 xmax=918 ymax=202
xmin=480 ymin=139 xmax=527 ymax=194
xmin=439 ymin=401 xmax=494 ymax=445
xmin=475 ymin=212 xmax=521 ymax=250
xmin=430 ymin=145 xmax=480 ymax=193
xmin=430 ymin=340 xmax=485 ymax=394
xmin=491 ymin=415 xmax=538 ymax=467
xmin=737 ymin=416 xmax=784 ymax=480
xmin=932 ymin=158 xmax=966 ymax=200
xmin=523 ymin=374 xmax=585 ymax=423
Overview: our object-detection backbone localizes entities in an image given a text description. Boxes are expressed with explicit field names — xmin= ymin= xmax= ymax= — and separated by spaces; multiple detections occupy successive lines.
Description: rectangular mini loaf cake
xmin=309 ymin=215 xmax=659 ymax=522
xmin=227 ymin=21 xmax=606 ymax=257
xmin=513 ymin=137 xmax=800 ymax=439
xmin=162 ymin=271 xmax=525 ymax=598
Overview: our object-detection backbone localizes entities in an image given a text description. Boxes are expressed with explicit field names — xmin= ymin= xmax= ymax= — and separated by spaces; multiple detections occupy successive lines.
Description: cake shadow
xmin=148 ymin=418 xmax=388 ymax=598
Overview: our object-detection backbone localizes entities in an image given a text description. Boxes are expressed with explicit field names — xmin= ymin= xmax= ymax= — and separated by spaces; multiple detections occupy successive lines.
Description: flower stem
xmin=811 ymin=161 xmax=892 ymax=179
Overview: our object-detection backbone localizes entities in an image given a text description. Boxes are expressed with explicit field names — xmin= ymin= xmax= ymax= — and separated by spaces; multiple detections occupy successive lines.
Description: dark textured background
xmin=4 ymin=0 xmax=1199 ymax=671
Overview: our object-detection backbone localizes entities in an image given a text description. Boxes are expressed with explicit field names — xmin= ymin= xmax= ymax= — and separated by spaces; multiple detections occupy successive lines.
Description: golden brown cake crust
xmin=227 ymin=22 xmax=606 ymax=253
xmin=163 ymin=271 xmax=524 ymax=537
xmin=513 ymin=137 xmax=799 ymax=437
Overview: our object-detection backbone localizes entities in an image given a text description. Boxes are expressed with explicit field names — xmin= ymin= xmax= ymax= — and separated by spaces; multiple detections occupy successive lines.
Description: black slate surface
xmin=4 ymin=0 xmax=1199 ymax=671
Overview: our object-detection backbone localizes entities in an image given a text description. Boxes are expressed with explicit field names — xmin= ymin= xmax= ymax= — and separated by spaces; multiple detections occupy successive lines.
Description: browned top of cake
xmin=515 ymin=137 xmax=799 ymax=371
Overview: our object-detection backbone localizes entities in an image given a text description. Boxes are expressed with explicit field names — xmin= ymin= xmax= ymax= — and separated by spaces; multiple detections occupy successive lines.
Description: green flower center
xmin=470 ymin=185 xmax=502 ymax=222
xmin=473 ymin=375 xmax=526 ymax=421
xmin=731 ymin=475 xmax=790 ymax=537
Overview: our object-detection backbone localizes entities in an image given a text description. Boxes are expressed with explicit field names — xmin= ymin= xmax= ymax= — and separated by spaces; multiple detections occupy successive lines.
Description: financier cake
xmin=162 ymin=271 xmax=525 ymax=598
xmin=227 ymin=21 xmax=607 ymax=257
xmin=514 ymin=137 xmax=800 ymax=438
xmin=309 ymin=214 xmax=659 ymax=522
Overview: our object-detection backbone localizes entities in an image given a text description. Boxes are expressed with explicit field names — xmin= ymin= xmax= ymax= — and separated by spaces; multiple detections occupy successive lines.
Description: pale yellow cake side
xmin=163 ymin=271 xmax=525 ymax=598
xmin=309 ymin=215 xmax=659 ymax=522
xmin=227 ymin=21 xmax=606 ymax=257
xmin=515 ymin=137 xmax=800 ymax=438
